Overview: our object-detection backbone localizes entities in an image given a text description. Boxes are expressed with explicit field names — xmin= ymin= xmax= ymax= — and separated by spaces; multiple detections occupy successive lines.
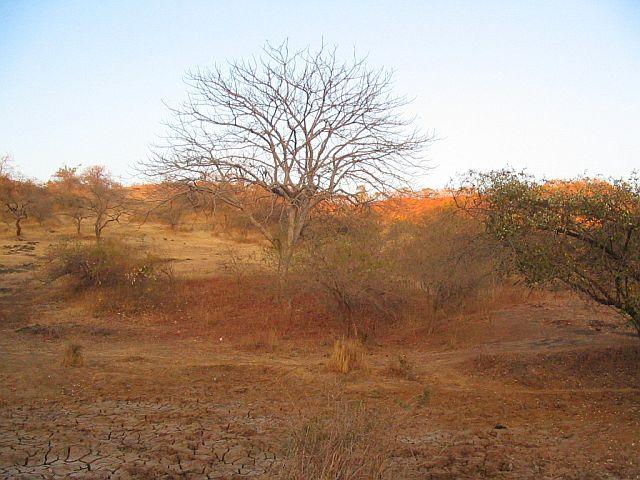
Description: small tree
xmin=149 ymin=181 xmax=197 ymax=230
xmin=49 ymin=166 xmax=91 ymax=236
xmin=0 ymin=156 xmax=47 ymax=237
xmin=0 ymin=155 xmax=11 ymax=177
xmin=81 ymin=166 xmax=127 ymax=241
xmin=145 ymin=42 xmax=430 ymax=275
xmin=158 ymin=198 xmax=189 ymax=230
xmin=457 ymin=170 xmax=640 ymax=337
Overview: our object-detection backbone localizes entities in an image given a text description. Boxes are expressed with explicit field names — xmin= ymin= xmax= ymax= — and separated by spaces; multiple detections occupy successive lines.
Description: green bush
xmin=457 ymin=170 xmax=640 ymax=337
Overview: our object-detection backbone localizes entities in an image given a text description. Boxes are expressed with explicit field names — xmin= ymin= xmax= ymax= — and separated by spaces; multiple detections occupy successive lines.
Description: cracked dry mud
xmin=0 ymin=399 xmax=277 ymax=479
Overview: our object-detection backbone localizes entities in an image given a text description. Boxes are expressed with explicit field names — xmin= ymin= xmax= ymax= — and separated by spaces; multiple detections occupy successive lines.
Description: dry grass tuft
xmin=328 ymin=338 xmax=365 ymax=374
xmin=279 ymin=401 xmax=393 ymax=479
xmin=240 ymin=328 xmax=281 ymax=353
xmin=62 ymin=343 xmax=84 ymax=367
xmin=387 ymin=354 xmax=418 ymax=381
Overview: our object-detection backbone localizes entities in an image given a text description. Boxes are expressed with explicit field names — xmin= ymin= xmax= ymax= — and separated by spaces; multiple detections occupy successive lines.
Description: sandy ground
xmin=0 ymin=223 xmax=638 ymax=479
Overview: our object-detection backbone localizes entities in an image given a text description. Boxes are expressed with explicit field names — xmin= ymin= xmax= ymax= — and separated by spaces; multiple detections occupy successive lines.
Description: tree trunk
xmin=273 ymin=203 xmax=311 ymax=301
xmin=280 ymin=214 xmax=296 ymax=277
xmin=76 ymin=218 xmax=82 ymax=236
xmin=278 ymin=202 xmax=311 ymax=277
xmin=15 ymin=218 xmax=22 ymax=237
xmin=94 ymin=211 xmax=103 ymax=241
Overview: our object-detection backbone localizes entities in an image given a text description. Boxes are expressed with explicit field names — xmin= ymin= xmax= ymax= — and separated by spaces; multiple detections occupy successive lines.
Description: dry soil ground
xmin=0 ymin=223 xmax=638 ymax=479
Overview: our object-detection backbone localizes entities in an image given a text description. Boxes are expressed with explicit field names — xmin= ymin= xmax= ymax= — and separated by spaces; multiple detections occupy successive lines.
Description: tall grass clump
xmin=45 ymin=239 xmax=173 ymax=313
xmin=279 ymin=401 xmax=393 ymax=480
xmin=328 ymin=338 xmax=365 ymax=374
xmin=62 ymin=343 xmax=84 ymax=367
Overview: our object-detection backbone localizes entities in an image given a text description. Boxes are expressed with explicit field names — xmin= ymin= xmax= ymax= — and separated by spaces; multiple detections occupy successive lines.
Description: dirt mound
xmin=468 ymin=345 xmax=640 ymax=390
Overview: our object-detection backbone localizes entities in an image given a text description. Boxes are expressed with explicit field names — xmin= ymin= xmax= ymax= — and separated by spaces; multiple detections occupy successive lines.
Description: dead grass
xmin=328 ymin=338 xmax=365 ymax=374
xmin=2 ymin=220 xmax=640 ymax=478
xmin=415 ymin=385 xmax=431 ymax=407
xmin=153 ymin=275 xmax=346 ymax=347
xmin=62 ymin=343 xmax=83 ymax=367
xmin=278 ymin=401 xmax=393 ymax=479
xmin=239 ymin=327 xmax=282 ymax=353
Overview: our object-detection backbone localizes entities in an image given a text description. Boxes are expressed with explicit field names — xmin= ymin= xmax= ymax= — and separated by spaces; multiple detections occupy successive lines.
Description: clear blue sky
xmin=1 ymin=0 xmax=639 ymax=187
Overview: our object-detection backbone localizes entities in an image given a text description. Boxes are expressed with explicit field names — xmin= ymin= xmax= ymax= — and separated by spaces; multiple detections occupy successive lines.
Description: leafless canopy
xmin=144 ymin=42 xmax=432 ymax=271
xmin=147 ymin=42 xmax=430 ymax=196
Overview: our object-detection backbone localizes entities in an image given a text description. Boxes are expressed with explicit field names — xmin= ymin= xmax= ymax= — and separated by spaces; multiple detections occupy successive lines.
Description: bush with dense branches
xmin=457 ymin=170 xmax=640 ymax=337
xmin=45 ymin=239 xmax=172 ymax=312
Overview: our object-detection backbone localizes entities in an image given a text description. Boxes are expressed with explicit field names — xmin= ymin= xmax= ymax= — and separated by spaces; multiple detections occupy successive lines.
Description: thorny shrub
xmin=294 ymin=209 xmax=409 ymax=336
xmin=293 ymin=204 xmax=514 ymax=337
xmin=388 ymin=204 xmax=512 ymax=315
xmin=45 ymin=239 xmax=173 ymax=313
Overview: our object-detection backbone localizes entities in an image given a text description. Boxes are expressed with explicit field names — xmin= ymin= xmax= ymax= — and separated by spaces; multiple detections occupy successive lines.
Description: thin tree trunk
xmin=15 ymin=218 xmax=22 ymax=237
xmin=276 ymin=208 xmax=296 ymax=279
xmin=94 ymin=210 xmax=104 ymax=241
xmin=278 ymin=201 xmax=311 ymax=277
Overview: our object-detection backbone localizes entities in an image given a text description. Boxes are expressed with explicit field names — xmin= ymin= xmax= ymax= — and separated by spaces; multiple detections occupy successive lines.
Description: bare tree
xmin=81 ymin=166 xmax=127 ymax=241
xmin=155 ymin=191 xmax=195 ymax=230
xmin=144 ymin=42 xmax=431 ymax=274
xmin=0 ymin=178 xmax=38 ymax=237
